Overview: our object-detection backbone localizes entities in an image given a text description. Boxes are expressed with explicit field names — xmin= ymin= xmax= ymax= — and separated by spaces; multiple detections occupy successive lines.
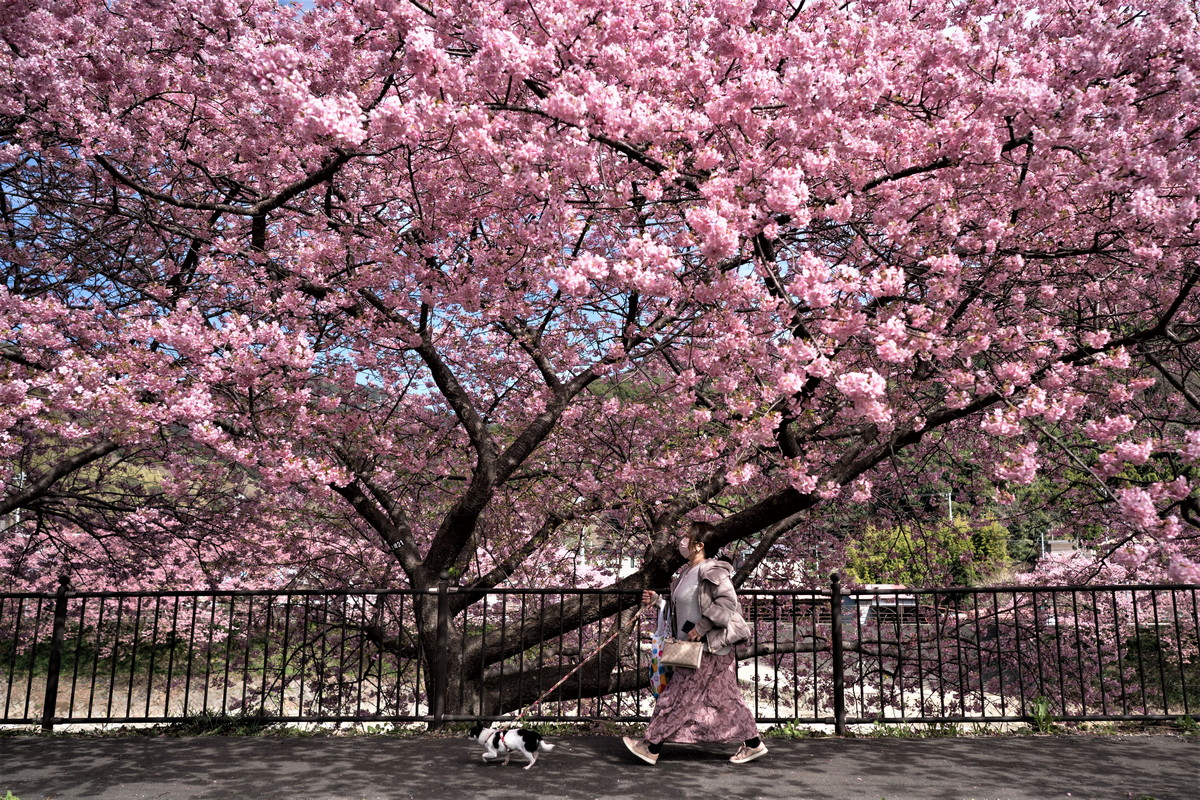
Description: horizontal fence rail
xmin=2 ymin=575 xmax=1197 ymax=732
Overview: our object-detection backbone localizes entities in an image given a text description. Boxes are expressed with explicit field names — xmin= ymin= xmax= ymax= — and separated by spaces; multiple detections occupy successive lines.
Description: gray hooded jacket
xmin=669 ymin=558 xmax=752 ymax=652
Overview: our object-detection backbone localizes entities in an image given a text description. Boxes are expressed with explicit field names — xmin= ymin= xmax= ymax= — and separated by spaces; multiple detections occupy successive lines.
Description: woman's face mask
xmin=678 ymin=536 xmax=693 ymax=558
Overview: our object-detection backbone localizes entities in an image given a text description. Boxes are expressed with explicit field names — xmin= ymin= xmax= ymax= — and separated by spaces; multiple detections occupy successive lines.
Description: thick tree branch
xmin=329 ymin=481 xmax=421 ymax=575
xmin=861 ymin=156 xmax=956 ymax=193
xmin=0 ymin=441 xmax=121 ymax=518
xmin=95 ymin=150 xmax=357 ymax=218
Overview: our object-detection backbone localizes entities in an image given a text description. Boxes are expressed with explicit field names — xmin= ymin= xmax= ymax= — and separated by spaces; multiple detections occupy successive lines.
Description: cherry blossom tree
xmin=3 ymin=0 xmax=1200 ymax=713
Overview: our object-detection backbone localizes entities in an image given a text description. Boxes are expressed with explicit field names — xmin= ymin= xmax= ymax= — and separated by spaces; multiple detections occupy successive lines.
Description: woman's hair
xmin=688 ymin=521 xmax=721 ymax=559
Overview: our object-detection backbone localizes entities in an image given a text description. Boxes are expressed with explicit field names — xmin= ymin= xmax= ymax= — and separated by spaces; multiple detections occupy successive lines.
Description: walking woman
xmin=623 ymin=521 xmax=767 ymax=765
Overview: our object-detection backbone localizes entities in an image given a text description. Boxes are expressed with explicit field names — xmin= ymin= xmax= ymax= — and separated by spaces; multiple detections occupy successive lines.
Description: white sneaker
xmin=730 ymin=742 xmax=768 ymax=764
xmin=623 ymin=736 xmax=659 ymax=764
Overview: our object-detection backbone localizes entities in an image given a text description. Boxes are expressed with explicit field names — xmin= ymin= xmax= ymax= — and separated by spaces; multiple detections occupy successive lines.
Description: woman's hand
xmin=686 ymin=628 xmax=702 ymax=642
xmin=641 ymin=590 xmax=659 ymax=606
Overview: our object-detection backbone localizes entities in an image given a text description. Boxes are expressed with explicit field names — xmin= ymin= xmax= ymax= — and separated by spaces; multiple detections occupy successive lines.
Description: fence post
xmin=41 ymin=574 xmax=71 ymax=733
xmin=430 ymin=570 xmax=452 ymax=729
xmin=830 ymin=572 xmax=846 ymax=736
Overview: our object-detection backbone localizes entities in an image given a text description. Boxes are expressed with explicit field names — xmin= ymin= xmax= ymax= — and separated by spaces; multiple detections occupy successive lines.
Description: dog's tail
xmin=539 ymin=741 xmax=556 ymax=752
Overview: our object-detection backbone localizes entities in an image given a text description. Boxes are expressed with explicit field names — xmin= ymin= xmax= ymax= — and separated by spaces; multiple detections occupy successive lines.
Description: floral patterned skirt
xmin=643 ymin=651 xmax=758 ymax=744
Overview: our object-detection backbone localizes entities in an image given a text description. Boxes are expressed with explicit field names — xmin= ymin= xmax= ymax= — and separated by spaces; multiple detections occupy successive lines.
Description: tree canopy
xmin=2 ymin=0 xmax=1200 ymax=594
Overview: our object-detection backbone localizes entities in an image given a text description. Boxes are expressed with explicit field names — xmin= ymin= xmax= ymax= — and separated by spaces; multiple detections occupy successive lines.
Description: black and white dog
xmin=469 ymin=722 xmax=556 ymax=769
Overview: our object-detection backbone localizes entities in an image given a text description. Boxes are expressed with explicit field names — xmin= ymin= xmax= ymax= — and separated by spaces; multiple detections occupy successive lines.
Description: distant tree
xmin=846 ymin=519 xmax=1011 ymax=587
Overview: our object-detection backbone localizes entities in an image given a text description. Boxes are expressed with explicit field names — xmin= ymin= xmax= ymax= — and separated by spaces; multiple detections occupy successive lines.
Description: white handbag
xmin=660 ymin=638 xmax=704 ymax=669
xmin=658 ymin=603 xmax=704 ymax=669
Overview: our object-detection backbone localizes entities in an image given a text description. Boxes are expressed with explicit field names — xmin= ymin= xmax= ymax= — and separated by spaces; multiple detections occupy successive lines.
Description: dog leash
xmin=504 ymin=601 xmax=651 ymax=728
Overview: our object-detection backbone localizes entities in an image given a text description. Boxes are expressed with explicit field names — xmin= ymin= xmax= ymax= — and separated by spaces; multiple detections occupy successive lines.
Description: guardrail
xmin=2 ymin=575 xmax=1196 ymax=732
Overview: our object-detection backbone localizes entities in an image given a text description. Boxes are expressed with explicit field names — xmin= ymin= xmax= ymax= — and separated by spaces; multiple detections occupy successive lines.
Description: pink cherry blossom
xmin=1083 ymin=415 xmax=1137 ymax=443
xmin=0 ymin=0 xmax=1196 ymax=607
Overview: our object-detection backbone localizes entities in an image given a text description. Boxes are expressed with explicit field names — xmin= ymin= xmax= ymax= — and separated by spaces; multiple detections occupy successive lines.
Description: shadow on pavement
xmin=1 ymin=733 xmax=1195 ymax=800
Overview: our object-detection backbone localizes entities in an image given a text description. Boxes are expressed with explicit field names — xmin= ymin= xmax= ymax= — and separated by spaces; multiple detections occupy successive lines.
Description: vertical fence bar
xmin=67 ymin=595 xmax=88 ymax=720
xmin=990 ymin=591 xmax=1004 ymax=717
xmin=1075 ymin=592 xmax=1094 ymax=714
xmin=242 ymin=596 xmax=256 ymax=715
xmin=913 ymin=591 xmax=927 ymax=718
xmin=498 ymin=593 xmax=510 ymax=717
xmin=1090 ymin=589 xmax=1106 ymax=717
xmin=1111 ymin=590 xmax=1128 ymax=715
xmin=952 ymin=591 xmax=967 ymax=717
xmin=1150 ymin=590 xmax=1168 ymax=715
xmin=352 ymin=594 xmax=367 ymax=719
xmin=1008 ymin=591 xmax=1024 ymax=717
xmin=164 ymin=596 xmax=180 ymax=718
xmin=299 ymin=597 xmax=312 ymax=718
xmin=39 ymin=575 xmax=71 ymax=732
xmin=768 ymin=593 xmax=777 ymax=719
xmin=1051 ymin=591 xmax=1067 ymax=718
xmin=143 ymin=596 xmax=162 ymax=718
xmin=333 ymin=594 xmax=348 ymax=715
xmin=431 ymin=571 xmax=451 ymax=728
xmin=183 ymin=598 xmax=198 ymax=718
xmin=1169 ymin=589 xmax=1188 ymax=717
xmin=536 ymin=593 xmax=548 ymax=717
xmin=314 ymin=595 xmax=329 ymax=717
xmin=407 ymin=595 xmax=420 ymax=718
xmin=970 ymin=591 xmax=985 ymax=716
xmin=935 ymin=591 xmax=949 ymax=718
xmin=1031 ymin=589 xmax=1046 ymax=706
xmin=790 ymin=596 xmax=801 ymax=719
xmin=830 ymin=573 xmax=845 ymax=735
xmin=124 ymin=597 xmax=144 ymax=718
xmin=353 ymin=596 xmax=367 ymax=717
xmin=392 ymin=595 xmax=405 ymax=718
xmin=0 ymin=596 xmax=8 ymax=720
xmin=221 ymin=596 xmax=235 ymax=714
xmin=1131 ymin=590 xmax=1148 ymax=714
xmin=1190 ymin=587 xmax=1200 ymax=717
xmin=105 ymin=597 xmax=123 ymax=719
xmin=261 ymin=595 xmax=274 ymax=718
xmin=374 ymin=595 xmax=385 ymax=718
xmin=22 ymin=597 xmax=44 ymax=720
xmin=203 ymin=597 xmax=217 ymax=715
xmin=2 ymin=596 xmax=15 ymax=720
xmin=853 ymin=589 xmax=865 ymax=717
xmin=871 ymin=591 xmax=883 ymax=719
xmin=809 ymin=598 xmax=820 ymax=719
xmin=278 ymin=594 xmax=293 ymax=719
xmin=751 ymin=593 xmax=762 ymax=719
xmin=474 ymin=593 xmax=487 ymax=717
xmin=517 ymin=595 xmax=528 ymax=716
xmin=574 ymin=596 xmax=585 ymax=716
xmin=555 ymin=593 xmax=566 ymax=717
xmin=890 ymin=594 xmax=904 ymax=718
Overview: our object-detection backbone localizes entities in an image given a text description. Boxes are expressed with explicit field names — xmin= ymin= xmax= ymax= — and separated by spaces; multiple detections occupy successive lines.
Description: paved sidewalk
xmin=1 ymin=734 xmax=1195 ymax=800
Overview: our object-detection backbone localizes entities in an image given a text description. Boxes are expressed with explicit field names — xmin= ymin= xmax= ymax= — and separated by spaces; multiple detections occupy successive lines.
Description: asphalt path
xmin=1 ymin=734 xmax=1196 ymax=800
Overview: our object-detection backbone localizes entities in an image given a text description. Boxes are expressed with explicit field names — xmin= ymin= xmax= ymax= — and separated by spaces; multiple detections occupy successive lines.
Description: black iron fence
xmin=2 ymin=575 xmax=1197 ymax=732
